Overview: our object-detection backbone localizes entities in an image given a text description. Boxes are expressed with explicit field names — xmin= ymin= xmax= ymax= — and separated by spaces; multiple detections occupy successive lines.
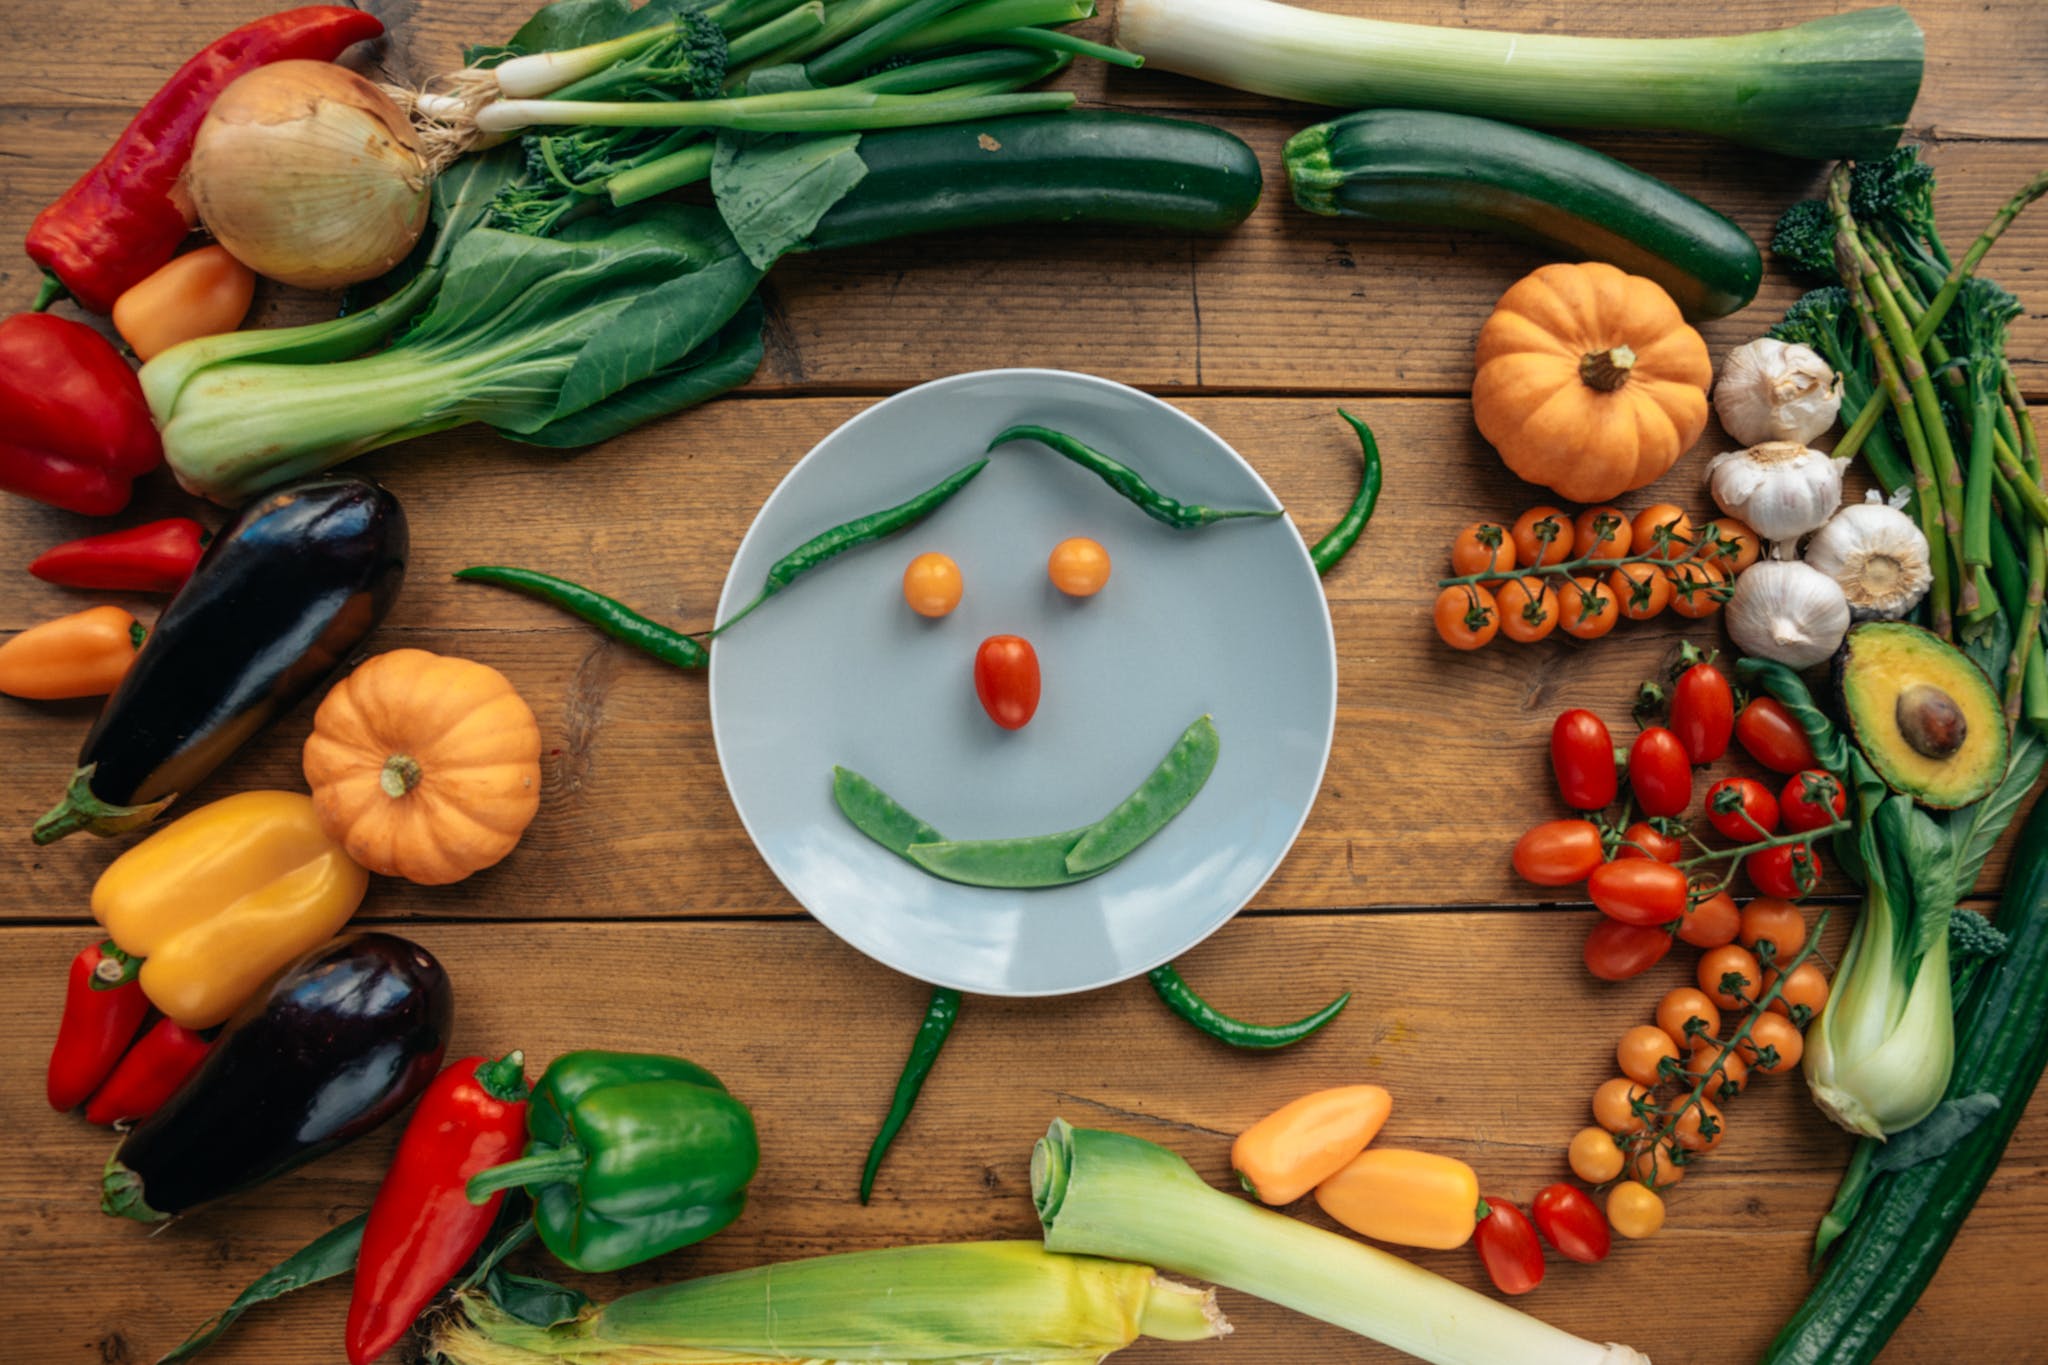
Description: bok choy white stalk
xmin=1032 ymin=1120 xmax=1652 ymax=1365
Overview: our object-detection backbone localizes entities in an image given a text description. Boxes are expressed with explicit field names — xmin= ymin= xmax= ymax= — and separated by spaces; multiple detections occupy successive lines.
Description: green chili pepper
xmin=1146 ymin=964 xmax=1350 ymax=1050
xmin=988 ymin=425 xmax=1285 ymax=529
xmin=1310 ymin=409 xmax=1383 ymax=577
xmin=858 ymin=985 xmax=960 ymax=1204
xmin=465 ymin=1051 xmax=758 ymax=1274
xmin=455 ymin=566 xmax=709 ymax=669
xmin=713 ymin=458 xmax=990 ymax=636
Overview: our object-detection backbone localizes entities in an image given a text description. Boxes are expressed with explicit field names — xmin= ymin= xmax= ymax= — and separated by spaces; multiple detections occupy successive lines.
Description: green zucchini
xmin=1283 ymin=109 xmax=1761 ymax=319
xmin=802 ymin=112 xmax=1264 ymax=252
xmin=1764 ymin=787 xmax=2048 ymax=1363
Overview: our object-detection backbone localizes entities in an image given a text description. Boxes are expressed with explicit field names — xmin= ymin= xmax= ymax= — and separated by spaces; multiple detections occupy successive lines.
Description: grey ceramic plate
xmin=709 ymin=370 xmax=1336 ymax=996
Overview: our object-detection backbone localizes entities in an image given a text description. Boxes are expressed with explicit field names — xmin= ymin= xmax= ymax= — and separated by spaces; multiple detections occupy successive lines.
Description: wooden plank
xmin=4 ymin=396 xmax=2027 ymax=919
xmin=4 ymin=915 xmax=2043 ymax=1362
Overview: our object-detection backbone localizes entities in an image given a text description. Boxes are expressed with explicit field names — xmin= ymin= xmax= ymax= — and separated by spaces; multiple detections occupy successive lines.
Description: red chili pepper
xmin=47 ymin=940 xmax=149 ymax=1111
xmin=30 ymin=518 xmax=208 ymax=594
xmin=83 ymin=1017 xmax=211 ymax=1125
xmin=346 ymin=1052 xmax=530 ymax=1365
xmin=0 ymin=315 xmax=163 ymax=515
xmin=25 ymin=6 xmax=385 ymax=313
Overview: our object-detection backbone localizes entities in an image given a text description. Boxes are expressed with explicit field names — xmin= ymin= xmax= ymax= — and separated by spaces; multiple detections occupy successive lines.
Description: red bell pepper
xmin=30 ymin=518 xmax=208 ymax=594
xmin=346 ymin=1052 xmax=530 ymax=1365
xmin=83 ymin=1017 xmax=211 ymax=1126
xmin=26 ymin=6 xmax=385 ymax=313
xmin=47 ymin=940 xmax=149 ymax=1111
xmin=0 ymin=315 xmax=163 ymax=515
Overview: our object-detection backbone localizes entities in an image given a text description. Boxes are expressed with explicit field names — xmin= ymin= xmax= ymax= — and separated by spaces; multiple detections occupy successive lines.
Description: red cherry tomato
xmin=1781 ymin=769 xmax=1848 ymax=833
xmin=1705 ymin=777 xmax=1781 ymax=841
xmin=1589 ymin=859 xmax=1690 ymax=926
xmin=1736 ymin=697 xmax=1819 ymax=774
xmin=1617 ymin=821 xmax=1682 ymax=863
xmin=1531 ymin=1183 xmax=1611 ymax=1264
xmin=1628 ymin=728 xmax=1693 ymax=817
xmin=1583 ymin=919 xmax=1673 ymax=981
xmin=1670 ymin=661 xmax=1735 ymax=764
xmin=1511 ymin=820 xmax=1605 ymax=887
xmin=1473 ymin=1198 xmax=1546 ymax=1296
xmin=1749 ymin=842 xmax=1823 ymax=899
xmin=974 ymin=634 xmax=1041 ymax=730
xmin=1550 ymin=709 xmax=1618 ymax=811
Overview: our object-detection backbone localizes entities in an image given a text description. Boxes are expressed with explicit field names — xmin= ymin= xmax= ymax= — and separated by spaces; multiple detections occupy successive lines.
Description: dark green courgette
xmin=1283 ymin=109 xmax=1761 ymax=319
xmin=1763 ymin=788 xmax=2048 ymax=1363
xmin=802 ymin=112 xmax=1263 ymax=251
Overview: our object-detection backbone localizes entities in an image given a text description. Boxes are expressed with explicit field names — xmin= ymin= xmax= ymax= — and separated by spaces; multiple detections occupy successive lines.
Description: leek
xmin=430 ymin=1240 xmax=1227 ymax=1364
xmin=1115 ymin=0 xmax=1923 ymax=162
xmin=1032 ymin=1120 xmax=1651 ymax=1365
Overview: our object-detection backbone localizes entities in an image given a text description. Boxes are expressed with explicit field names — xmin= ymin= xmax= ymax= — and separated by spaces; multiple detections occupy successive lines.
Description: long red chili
xmin=31 ymin=518 xmax=208 ymax=594
xmin=84 ymin=1017 xmax=211 ymax=1125
xmin=345 ymin=1051 xmax=529 ymax=1365
xmin=26 ymin=6 xmax=385 ymax=312
xmin=47 ymin=941 xmax=149 ymax=1112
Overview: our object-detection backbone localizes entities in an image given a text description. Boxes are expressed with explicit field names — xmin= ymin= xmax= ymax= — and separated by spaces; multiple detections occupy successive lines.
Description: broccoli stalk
xmin=1956 ymin=279 xmax=2023 ymax=570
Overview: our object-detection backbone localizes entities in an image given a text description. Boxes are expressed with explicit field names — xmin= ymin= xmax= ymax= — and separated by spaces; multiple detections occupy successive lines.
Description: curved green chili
xmin=455 ymin=566 xmax=709 ymax=669
xmin=1310 ymin=409 xmax=1383 ymax=576
xmin=859 ymin=985 xmax=961 ymax=1204
xmin=713 ymin=458 xmax=989 ymax=637
xmin=989 ymin=425 xmax=1284 ymax=529
xmin=1146 ymin=963 xmax=1349 ymax=1050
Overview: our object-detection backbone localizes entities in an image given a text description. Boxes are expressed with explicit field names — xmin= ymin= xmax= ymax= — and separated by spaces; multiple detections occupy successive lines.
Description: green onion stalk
xmin=1032 ymin=1119 xmax=1651 ymax=1365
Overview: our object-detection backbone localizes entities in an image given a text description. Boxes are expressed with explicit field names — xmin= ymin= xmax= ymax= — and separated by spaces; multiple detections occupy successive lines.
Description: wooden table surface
xmin=4 ymin=1 xmax=2046 ymax=1361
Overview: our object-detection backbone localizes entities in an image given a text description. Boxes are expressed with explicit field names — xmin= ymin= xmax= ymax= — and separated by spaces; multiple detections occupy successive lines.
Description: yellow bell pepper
xmin=1313 ymin=1148 xmax=1481 ymax=1251
xmin=92 ymin=791 xmax=369 ymax=1029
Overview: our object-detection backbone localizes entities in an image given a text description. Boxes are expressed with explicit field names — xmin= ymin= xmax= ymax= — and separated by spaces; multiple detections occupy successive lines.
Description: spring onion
xmin=475 ymin=87 xmax=1073 ymax=134
xmin=1115 ymin=0 xmax=1923 ymax=161
xmin=1031 ymin=1120 xmax=1651 ymax=1365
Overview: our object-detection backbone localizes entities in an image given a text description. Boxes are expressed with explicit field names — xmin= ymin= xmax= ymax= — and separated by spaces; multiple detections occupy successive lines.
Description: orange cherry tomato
xmin=1592 ymin=1077 xmax=1652 ymax=1134
xmin=1617 ymin=1025 xmax=1681 ymax=1087
xmin=1627 ymin=1136 xmax=1686 ymax=1188
xmin=1495 ymin=577 xmax=1558 ymax=643
xmin=1047 ymin=537 xmax=1112 ymax=596
xmin=1672 ymin=1095 xmax=1726 ymax=1153
xmin=1656 ymin=989 xmax=1721 ymax=1048
xmin=1666 ymin=561 xmax=1727 ymax=619
xmin=1677 ymin=890 xmax=1742 ymax=949
xmin=1568 ymin=1126 xmax=1626 ymax=1183
xmin=1511 ymin=820 xmax=1605 ymax=887
xmin=1607 ymin=1181 xmax=1666 ymax=1239
xmin=1435 ymin=585 xmax=1499 ymax=650
xmin=1609 ymin=562 xmax=1673 ymax=620
xmin=1766 ymin=961 xmax=1831 ymax=1024
xmin=1688 ymin=1040 xmax=1749 ymax=1100
xmin=1703 ymin=517 xmax=1762 ymax=574
xmin=1632 ymin=504 xmax=1696 ymax=561
xmin=973 ymin=634 xmax=1040 ymax=730
xmin=1573 ymin=506 xmax=1632 ymax=562
xmin=112 ymin=244 xmax=256 ymax=362
xmin=1558 ymin=575 xmax=1619 ymax=640
xmin=1511 ymin=506 xmax=1575 ymax=569
xmin=902 ymin=551 xmax=964 ymax=617
xmin=1738 ymin=1011 xmax=1806 ymax=1074
xmin=1698 ymin=944 xmax=1763 ymax=1012
xmin=1739 ymin=898 xmax=1808 ymax=961
xmin=1450 ymin=522 xmax=1516 ymax=583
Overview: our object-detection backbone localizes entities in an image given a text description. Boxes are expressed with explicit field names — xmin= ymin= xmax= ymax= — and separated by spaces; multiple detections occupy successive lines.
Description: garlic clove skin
xmin=1726 ymin=559 xmax=1852 ymax=670
xmin=1714 ymin=337 xmax=1844 ymax=446
xmin=1706 ymin=440 xmax=1848 ymax=550
xmin=1803 ymin=498 xmax=1934 ymax=620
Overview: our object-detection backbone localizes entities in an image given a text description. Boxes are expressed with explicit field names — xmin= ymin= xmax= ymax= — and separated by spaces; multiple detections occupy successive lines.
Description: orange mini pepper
xmin=112 ymin=244 xmax=256 ymax=362
xmin=1232 ymin=1084 xmax=1391 ymax=1205
xmin=1314 ymin=1148 xmax=1483 ymax=1251
xmin=0 ymin=605 xmax=144 ymax=699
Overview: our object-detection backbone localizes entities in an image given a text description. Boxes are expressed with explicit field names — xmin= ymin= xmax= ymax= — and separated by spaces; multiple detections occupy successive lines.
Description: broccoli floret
xmin=488 ymin=178 xmax=587 ymax=238
xmin=1772 ymin=199 xmax=1840 ymax=284
xmin=1953 ymin=276 xmax=2020 ymax=402
xmin=1851 ymin=147 xmax=1942 ymax=248
xmin=1771 ymin=286 xmax=1862 ymax=376
xmin=556 ymin=10 xmax=729 ymax=102
xmin=1950 ymin=907 xmax=2010 ymax=1002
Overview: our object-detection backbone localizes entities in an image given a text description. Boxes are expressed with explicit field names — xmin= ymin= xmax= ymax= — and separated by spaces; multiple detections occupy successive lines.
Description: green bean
xmin=454 ymin=566 xmax=709 ymax=668
xmin=1146 ymin=964 xmax=1350 ymax=1050
xmin=1064 ymin=715 xmax=1219 ymax=874
xmin=858 ymin=985 xmax=960 ymax=1204
xmin=1310 ymin=409 xmax=1383 ymax=577
xmin=988 ymin=425 xmax=1284 ymax=529
xmin=713 ymin=458 xmax=988 ymax=637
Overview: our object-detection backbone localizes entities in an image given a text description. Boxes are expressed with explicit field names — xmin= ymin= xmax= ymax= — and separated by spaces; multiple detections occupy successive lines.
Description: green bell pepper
xmin=465 ymin=1050 xmax=758 ymax=1273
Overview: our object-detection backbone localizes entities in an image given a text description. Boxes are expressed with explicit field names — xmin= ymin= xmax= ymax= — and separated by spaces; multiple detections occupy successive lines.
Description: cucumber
xmin=1763 ymin=787 xmax=2048 ymax=1363
xmin=802 ymin=112 xmax=1264 ymax=252
xmin=1283 ymin=109 xmax=1761 ymax=319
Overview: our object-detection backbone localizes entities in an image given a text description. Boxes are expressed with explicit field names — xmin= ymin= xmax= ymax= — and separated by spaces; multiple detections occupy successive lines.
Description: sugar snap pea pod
xmin=1147 ymin=964 xmax=1351 ymax=1050
xmin=455 ymin=566 xmax=709 ymax=669
xmin=858 ymin=985 xmax=960 ymax=1205
xmin=906 ymin=827 xmax=1100 ymax=888
xmin=1065 ymin=715 xmax=1220 ymax=874
xmin=988 ymin=425 xmax=1283 ymax=529
xmin=713 ymin=458 xmax=989 ymax=636
xmin=832 ymin=766 xmax=944 ymax=860
xmin=1310 ymin=409 xmax=1383 ymax=577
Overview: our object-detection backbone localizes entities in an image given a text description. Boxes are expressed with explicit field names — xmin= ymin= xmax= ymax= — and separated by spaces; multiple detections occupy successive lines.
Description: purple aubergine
xmin=34 ymin=474 xmax=407 ymax=844
xmin=101 ymin=933 xmax=453 ymax=1222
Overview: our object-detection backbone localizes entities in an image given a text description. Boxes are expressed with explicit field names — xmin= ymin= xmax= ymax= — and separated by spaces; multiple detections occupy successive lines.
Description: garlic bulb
xmin=1804 ymin=496 xmax=1933 ymax=620
xmin=1706 ymin=441 xmax=1848 ymax=551
xmin=1713 ymin=338 xmax=1843 ymax=445
xmin=188 ymin=61 xmax=430 ymax=290
xmin=1727 ymin=560 xmax=1852 ymax=669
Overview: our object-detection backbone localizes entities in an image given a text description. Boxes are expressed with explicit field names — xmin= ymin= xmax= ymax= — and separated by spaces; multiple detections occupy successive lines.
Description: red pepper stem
xmin=91 ymin=941 xmax=141 ymax=990
xmin=464 ymin=1143 xmax=584 ymax=1204
xmin=31 ymin=273 xmax=67 ymax=312
xmin=476 ymin=1050 xmax=530 ymax=1104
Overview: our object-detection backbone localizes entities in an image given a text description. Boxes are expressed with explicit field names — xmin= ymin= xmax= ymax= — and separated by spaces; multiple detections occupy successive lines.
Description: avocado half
xmin=1836 ymin=621 xmax=2009 ymax=809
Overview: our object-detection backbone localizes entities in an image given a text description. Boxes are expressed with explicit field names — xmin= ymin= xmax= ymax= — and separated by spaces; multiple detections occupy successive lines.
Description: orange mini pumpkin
xmin=1473 ymin=262 xmax=1712 ymax=503
xmin=304 ymin=648 xmax=542 ymax=885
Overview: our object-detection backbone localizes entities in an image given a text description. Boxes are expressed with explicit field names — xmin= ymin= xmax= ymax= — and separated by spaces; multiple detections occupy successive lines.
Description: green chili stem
xmin=1147 ymin=964 xmax=1349 ymax=1050
xmin=466 ymin=1144 xmax=587 ymax=1203
xmin=454 ymin=566 xmax=710 ymax=669
xmin=859 ymin=986 xmax=961 ymax=1204
xmin=1311 ymin=409 xmax=1382 ymax=576
xmin=1911 ymin=167 xmax=2048 ymax=349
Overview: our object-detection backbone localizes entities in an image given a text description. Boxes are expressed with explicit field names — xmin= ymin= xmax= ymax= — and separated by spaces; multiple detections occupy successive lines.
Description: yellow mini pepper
xmin=1314 ymin=1148 xmax=1482 ymax=1251
xmin=92 ymin=790 xmax=369 ymax=1028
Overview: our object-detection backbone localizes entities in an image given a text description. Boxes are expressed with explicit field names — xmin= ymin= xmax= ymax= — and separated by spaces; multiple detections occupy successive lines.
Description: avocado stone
xmin=1836 ymin=621 xmax=2008 ymax=809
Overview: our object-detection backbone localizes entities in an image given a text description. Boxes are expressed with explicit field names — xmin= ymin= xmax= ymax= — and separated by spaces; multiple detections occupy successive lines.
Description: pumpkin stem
xmin=380 ymin=754 xmax=424 ymax=799
xmin=1579 ymin=345 xmax=1637 ymax=391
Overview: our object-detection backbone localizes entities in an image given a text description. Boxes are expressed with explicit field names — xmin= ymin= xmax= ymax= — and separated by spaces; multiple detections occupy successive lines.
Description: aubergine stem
xmin=32 ymin=765 xmax=172 ymax=845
